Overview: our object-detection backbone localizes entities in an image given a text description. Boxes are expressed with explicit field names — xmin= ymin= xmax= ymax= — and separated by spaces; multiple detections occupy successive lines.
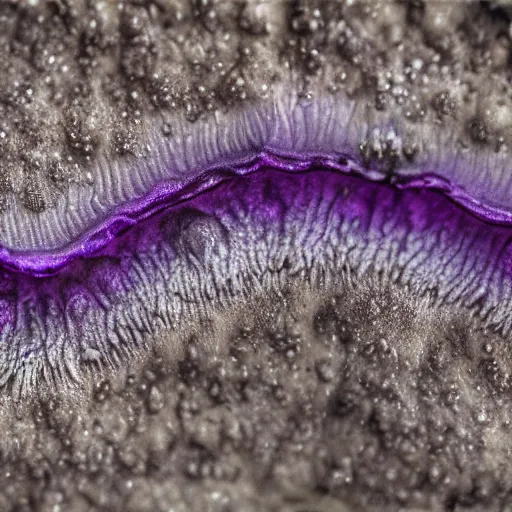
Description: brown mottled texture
xmin=0 ymin=1 xmax=510 ymax=211
xmin=2 ymin=1 xmax=512 ymax=511
xmin=2 ymin=278 xmax=512 ymax=511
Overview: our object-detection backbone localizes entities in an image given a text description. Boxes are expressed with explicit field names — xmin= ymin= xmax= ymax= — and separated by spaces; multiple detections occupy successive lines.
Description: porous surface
xmin=2 ymin=2 xmax=512 ymax=512
xmin=2 ymin=277 xmax=512 ymax=512
xmin=0 ymin=0 xmax=510 ymax=192
xmin=1 ymin=1 xmax=512 ymax=252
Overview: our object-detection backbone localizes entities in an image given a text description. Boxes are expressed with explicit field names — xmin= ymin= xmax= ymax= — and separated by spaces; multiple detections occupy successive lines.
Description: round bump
xmin=161 ymin=207 xmax=229 ymax=263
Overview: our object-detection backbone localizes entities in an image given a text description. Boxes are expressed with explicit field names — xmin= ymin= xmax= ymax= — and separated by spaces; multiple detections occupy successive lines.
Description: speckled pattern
xmin=3 ymin=278 xmax=512 ymax=511
xmin=1 ymin=1 xmax=512 ymax=511
xmin=0 ymin=0 xmax=511 ymax=212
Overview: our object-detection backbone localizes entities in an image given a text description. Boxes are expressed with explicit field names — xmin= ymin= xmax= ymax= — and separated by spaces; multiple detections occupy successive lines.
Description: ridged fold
xmin=1 ymin=168 xmax=512 ymax=392
xmin=2 ymin=87 xmax=512 ymax=265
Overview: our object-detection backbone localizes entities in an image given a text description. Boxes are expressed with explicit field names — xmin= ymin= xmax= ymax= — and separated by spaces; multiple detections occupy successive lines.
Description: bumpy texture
xmin=3 ymin=278 xmax=512 ymax=511
xmin=2 ymin=1 xmax=512 ymax=512
xmin=1 ymin=0 xmax=512 ymax=252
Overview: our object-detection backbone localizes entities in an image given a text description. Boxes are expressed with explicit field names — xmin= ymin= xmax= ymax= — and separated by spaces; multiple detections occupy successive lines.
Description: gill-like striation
xmin=2 ymin=88 xmax=512 ymax=263
xmin=1 ymin=167 xmax=512 ymax=393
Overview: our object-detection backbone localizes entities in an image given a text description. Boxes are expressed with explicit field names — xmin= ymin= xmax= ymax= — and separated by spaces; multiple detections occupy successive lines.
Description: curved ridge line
xmin=1 ymin=150 xmax=512 ymax=276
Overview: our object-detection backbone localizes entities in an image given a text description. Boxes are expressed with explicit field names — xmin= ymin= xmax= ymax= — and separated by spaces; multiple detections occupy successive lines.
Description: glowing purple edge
xmin=2 ymin=149 xmax=512 ymax=277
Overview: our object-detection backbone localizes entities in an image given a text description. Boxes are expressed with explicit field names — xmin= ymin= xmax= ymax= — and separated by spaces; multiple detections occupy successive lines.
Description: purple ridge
xmin=3 ymin=166 xmax=512 ymax=338
xmin=2 ymin=150 xmax=512 ymax=277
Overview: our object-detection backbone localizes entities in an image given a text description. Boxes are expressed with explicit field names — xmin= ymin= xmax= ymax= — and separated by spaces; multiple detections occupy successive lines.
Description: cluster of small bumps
xmin=1 ymin=279 xmax=512 ymax=511
xmin=0 ymin=1 xmax=511 ymax=212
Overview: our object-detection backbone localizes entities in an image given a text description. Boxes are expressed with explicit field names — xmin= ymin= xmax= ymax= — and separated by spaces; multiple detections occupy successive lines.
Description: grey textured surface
xmin=0 ymin=1 xmax=512 ymax=250
xmin=1 ymin=1 xmax=512 ymax=511
xmin=2 ymin=277 xmax=512 ymax=511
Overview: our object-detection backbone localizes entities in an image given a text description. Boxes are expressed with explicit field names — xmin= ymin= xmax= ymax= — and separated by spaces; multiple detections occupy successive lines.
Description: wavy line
xmin=2 ymin=150 xmax=512 ymax=276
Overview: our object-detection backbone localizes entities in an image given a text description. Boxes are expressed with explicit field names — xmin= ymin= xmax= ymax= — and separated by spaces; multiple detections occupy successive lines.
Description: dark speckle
xmin=432 ymin=90 xmax=457 ymax=117
xmin=21 ymin=181 xmax=47 ymax=212
xmin=469 ymin=118 xmax=490 ymax=143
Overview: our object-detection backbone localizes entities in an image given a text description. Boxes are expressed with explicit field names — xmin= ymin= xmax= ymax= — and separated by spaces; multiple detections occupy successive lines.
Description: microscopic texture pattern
xmin=4 ymin=91 xmax=512 ymax=258
xmin=3 ymin=164 xmax=512 ymax=393
xmin=2 ymin=0 xmax=512 ymax=511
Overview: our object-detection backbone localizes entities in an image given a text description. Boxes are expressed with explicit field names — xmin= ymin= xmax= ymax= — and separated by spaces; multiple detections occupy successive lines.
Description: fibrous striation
xmin=2 ymin=1 xmax=512 ymax=511
xmin=2 ymin=163 xmax=512 ymax=392
xmin=1 ymin=0 xmax=512 ymax=255
xmin=4 ymin=88 xmax=512 ymax=256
